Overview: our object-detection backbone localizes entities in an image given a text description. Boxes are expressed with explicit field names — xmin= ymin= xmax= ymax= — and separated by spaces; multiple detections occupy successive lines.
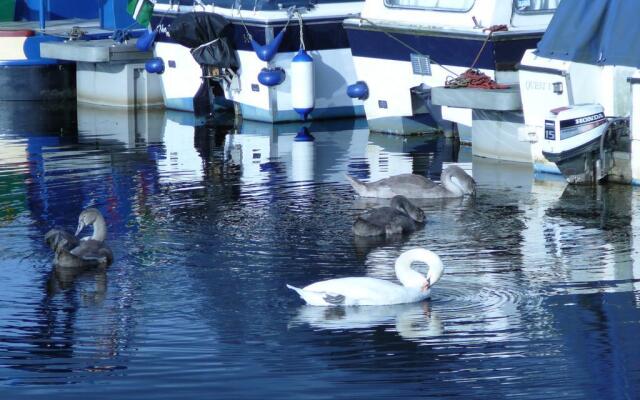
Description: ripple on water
xmin=2 ymin=113 xmax=640 ymax=399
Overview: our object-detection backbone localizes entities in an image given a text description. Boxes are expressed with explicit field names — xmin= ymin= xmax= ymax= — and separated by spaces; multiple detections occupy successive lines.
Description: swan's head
xmin=441 ymin=166 xmax=476 ymax=196
xmin=390 ymin=195 xmax=425 ymax=223
xmin=75 ymin=208 xmax=102 ymax=236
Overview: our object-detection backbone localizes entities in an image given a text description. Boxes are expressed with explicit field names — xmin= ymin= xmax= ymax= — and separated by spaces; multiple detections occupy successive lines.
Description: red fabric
xmin=0 ymin=30 xmax=35 ymax=37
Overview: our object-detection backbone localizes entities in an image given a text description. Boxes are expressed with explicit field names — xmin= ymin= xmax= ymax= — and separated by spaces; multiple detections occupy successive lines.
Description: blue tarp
xmin=536 ymin=0 xmax=640 ymax=68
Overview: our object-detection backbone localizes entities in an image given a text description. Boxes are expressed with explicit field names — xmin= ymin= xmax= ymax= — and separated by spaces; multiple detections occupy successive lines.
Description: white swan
xmin=346 ymin=165 xmax=476 ymax=199
xmin=287 ymin=248 xmax=444 ymax=306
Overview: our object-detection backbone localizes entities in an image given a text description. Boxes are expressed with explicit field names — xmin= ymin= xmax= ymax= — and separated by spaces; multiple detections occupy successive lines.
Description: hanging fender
xmin=251 ymin=28 xmax=286 ymax=62
xmin=258 ymin=67 xmax=286 ymax=87
xmin=136 ymin=29 xmax=157 ymax=52
xmin=347 ymin=81 xmax=369 ymax=100
xmin=291 ymin=49 xmax=314 ymax=120
xmin=294 ymin=126 xmax=315 ymax=142
xmin=145 ymin=57 xmax=165 ymax=74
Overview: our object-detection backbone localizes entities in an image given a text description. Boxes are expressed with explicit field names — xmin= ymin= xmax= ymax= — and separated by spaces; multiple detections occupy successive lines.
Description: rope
xmin=111 ymin=21 xmax=139 ymax=43
xmin=445 ymin=69 xmax=510 ymax=89
xmin=237 ymin=5 xmax=253 ymax=39
xmin=444 ymin=24 xmax=509 ymax=90
xmin=193 ymin=0 xmax=206 ymax=11
xmin=191 ymin=37 xmax=220 ymax=53
xmin=358 ymin=17 xmax=459 ymax=77
xmin=295 ymin=10 xmax=305 ymax=50
xmin=238 ymin=4 xmax=291 ymax=42
xmin=469 ymin=24 xmax=508 ymax=70
xmin=356 ymin=19 xmax=510 ymax=89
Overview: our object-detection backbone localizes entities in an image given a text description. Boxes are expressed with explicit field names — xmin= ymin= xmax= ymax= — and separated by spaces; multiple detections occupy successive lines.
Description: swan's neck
xmin=395 ymin=249 xmax=444 ymax=290
xmin=91 ymin=214 xmax=107 ymax=241
xmin=441 ymin=174 xmax=464 ymax=196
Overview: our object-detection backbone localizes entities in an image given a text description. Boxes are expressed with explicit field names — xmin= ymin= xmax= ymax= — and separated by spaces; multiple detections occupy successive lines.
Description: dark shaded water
xmin=1 ymin=103 xmax=640 ymax=399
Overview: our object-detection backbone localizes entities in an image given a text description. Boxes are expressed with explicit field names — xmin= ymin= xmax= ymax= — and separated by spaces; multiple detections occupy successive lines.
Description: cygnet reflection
xmin=289 ymin=302 xmax=443 ymax=340
xmin=46 ymin=266 xmax=108 ymax=305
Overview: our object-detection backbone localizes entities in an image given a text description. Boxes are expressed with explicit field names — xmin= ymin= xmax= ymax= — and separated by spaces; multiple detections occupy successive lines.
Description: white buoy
xmin=291 ymin=49 xmax=314 ymax=120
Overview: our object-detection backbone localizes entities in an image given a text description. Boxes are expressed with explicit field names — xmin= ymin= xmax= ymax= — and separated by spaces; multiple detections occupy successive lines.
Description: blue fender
xmin=251 ymin=28 xmax=285 ymax=62
xmin=347 ymin=81 xmax=369 ymax=100
xmin=145 ymin=57 xmax=164 ymax=74
xmin=136 ymin=30 xmax=157 ymax=52
xmin=294 ymin=127 xmax=315 ymax=142
xmin=258 ymin=67 xmax=286 ymax=87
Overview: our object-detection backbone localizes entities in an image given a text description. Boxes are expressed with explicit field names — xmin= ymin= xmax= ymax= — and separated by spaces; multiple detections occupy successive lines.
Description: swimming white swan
xmin=45 ymin=208 xmax=113 ymax=268
xmin=353 ymin=195 xmax=425 ymax=237
xmin=287 ymin=248 xmax=444 ymax=306
xmin=346 ymin=165 xmax=476 ymax=199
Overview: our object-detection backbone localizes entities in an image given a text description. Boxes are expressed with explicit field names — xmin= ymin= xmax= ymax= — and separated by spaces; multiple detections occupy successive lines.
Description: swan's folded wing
xmin=287 ymin=284 xmax=345 ymax=306
xmin=303 ymin=278 xmax=406 ymax=306
xmin=386 ymin=174 xmax=438 ymax=190
xmin=45 ymin=229 xmax=80 ymax=252
xmin=70 ymin=240 xmax=113 ymax=266
xmin=322 ymin=293 xmax=346 ymax=305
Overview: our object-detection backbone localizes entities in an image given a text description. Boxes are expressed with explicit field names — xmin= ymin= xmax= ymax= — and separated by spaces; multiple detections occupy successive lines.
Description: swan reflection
xmin=46 ymin=266 xmax=108 ymax=305
xmin=290 ymin=302 xmax=443 ymax=340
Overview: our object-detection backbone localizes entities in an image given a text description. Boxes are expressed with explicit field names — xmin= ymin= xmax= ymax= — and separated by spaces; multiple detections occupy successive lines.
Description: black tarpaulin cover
xmin=536 ymin=0 xmax=640 ymax=68
xmin=168 ymin=12 xmax=239 ymax=69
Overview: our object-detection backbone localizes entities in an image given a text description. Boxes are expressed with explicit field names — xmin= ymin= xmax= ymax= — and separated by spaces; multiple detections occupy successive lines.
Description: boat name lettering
xmin=525 ymin=80 xmax=554 ymax=91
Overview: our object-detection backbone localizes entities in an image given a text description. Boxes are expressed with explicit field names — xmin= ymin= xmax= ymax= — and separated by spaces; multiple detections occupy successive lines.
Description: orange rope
xmin=445 ymin=24 xmax=510 ymax=90
xmin=445 ymin=69 xmax=510 ymax=89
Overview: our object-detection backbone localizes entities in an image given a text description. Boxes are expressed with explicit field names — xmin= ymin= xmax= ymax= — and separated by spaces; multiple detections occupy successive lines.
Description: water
xmin=1 ymin=103 xmax=640 ymax=399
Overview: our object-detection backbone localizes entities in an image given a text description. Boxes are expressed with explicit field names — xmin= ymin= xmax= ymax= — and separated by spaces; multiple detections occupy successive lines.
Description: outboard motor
xmin=168 ymin=12 xmax=239 ymax=117
xmin=542 ymin=104 xmax=609 ymax=184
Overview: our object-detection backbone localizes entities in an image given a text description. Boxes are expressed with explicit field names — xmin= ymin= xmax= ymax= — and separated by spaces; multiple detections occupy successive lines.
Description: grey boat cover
xmin=536 ymin=0 xmax=640 ymax=68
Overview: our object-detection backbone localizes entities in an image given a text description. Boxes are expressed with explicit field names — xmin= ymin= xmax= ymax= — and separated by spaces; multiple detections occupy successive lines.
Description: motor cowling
xmin=542 ymin=103 xmax=609 ymax=184
xmin=542 ymin=104 xmax=607 ymax=157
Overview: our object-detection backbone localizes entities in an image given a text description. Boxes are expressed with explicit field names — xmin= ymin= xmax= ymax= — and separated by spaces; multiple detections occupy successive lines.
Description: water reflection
xmin=46 ymin=266 xmax=108 ymax=305
xmin=290 ymin=302 xmax=443 ymax=340
xmin=224 ymin=119 xmax=460 ymax=186
xmin=540 ymin=184 xmax=637 ymax=296
xmin=1 ymin=103 xmax=640 ymax=398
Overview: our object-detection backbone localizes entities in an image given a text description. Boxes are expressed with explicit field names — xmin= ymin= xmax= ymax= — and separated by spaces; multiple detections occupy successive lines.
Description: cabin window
xmin=514 ymin=0 xmax=562 ymax=13
xmin=384 ymin=0 xmax=475 ymax=12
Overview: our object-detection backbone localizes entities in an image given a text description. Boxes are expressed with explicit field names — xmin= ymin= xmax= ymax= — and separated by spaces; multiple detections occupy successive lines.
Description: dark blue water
xmin=1 ymin=103 xmax=640 ymax=399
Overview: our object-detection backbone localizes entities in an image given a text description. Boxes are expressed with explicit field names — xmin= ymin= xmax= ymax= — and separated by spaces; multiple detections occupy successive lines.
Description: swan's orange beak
xmin=421 ymin=278 xmax=431 ymax=292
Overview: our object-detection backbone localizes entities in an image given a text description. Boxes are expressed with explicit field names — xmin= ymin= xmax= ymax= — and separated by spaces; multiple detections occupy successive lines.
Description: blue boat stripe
xmin=345 ymin=27 xmax=542 ymax=70
xmin=152 ymin=15 xmax=351 ymax=52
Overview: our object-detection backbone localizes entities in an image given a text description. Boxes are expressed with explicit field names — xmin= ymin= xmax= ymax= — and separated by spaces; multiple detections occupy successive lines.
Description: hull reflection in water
xmin=224 ymin=118 xmax=371 ymax=187
xmin=224 ymin=119 xmax=460 ymax=188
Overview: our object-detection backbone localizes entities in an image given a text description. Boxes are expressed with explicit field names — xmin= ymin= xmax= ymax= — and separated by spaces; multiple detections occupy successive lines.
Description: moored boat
xmin=343 ymin=0 xmax=559 ymax=136
xmin=150 ymin=0 xmax=364 ymax=121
